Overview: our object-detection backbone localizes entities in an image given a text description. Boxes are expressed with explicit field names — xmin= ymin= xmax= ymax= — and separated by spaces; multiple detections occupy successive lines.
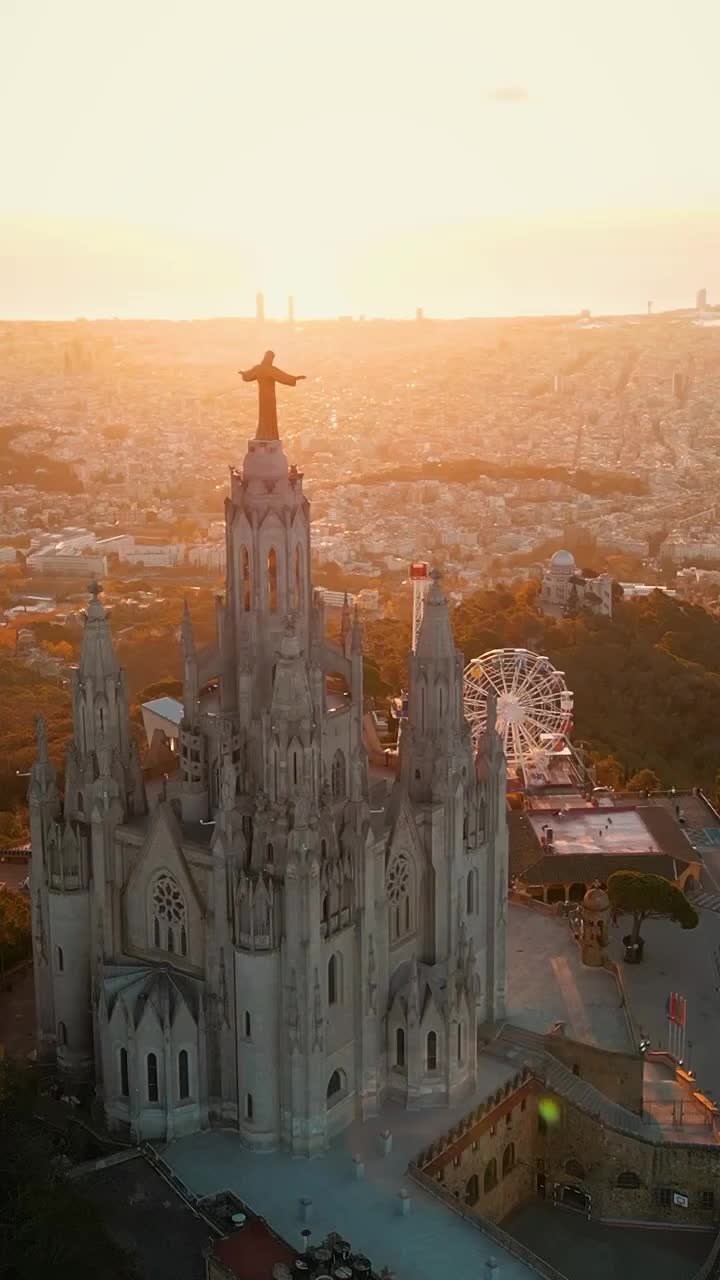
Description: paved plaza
xmin=609 ymin=908 xmax=720 ymax=1101
xmin=503 ymin=1202 xmax=713 ymax=1280
xmin=507 ymin=904 xmax=632 ymax=1052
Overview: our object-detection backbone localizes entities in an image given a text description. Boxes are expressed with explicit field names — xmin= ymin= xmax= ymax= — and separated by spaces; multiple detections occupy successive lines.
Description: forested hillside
xmin=364 ymin=585 xmax=720 ymax=792
xmin=3 ymin=584 xmax=720 ymax=849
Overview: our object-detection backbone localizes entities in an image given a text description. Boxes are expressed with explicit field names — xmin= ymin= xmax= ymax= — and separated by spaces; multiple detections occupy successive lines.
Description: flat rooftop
xmin=527 ymin=807 xmax=662 ymax=856
xmin=76 ymin=1153 xmax=212 ymax=1280
xmin=161 ymin=1093 xmax=541 ymax=1280
xmin=506 ymin=903 xmax=633 ymax=1053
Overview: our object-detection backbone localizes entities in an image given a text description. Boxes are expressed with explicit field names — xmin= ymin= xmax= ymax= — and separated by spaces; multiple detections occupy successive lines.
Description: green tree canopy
xmin=607 ymin=870 xmax=699 ymax=947
xmin=0 ymin=1058 xmax=139 ymax=1279
xmin=626 ymin=768 xmax=662 ymax=793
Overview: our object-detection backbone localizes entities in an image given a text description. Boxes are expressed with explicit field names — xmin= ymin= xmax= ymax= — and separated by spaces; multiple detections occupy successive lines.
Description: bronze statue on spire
xmin=239 ymin=350 xmax=305 ymax=441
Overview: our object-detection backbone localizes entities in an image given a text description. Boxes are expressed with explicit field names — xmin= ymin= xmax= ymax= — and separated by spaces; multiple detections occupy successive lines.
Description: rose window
xmin=153 ymin=875 xmax=186 ymax=924
xmin=152 ymin=874 xmax=188 ymax=956
xmin=387 ymin=853 xmax=413 ymax=942
xmin=387 ymin=854 xmax=410 ymax=906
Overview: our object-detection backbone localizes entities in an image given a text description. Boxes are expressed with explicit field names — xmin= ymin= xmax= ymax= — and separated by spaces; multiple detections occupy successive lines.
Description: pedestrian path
xmin=687 ymin=888 xmax=720 ymax=914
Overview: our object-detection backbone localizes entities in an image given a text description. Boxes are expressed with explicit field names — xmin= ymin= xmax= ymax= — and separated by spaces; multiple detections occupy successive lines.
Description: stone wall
xmin=543 ymin=1031 xmax=643 ymax=1113
xmin=418 ymin=1075 xmax=720 ymax=1229
xmin=542 ymin=1093 xmax=720 ymax=1227
xmin=420 ymin=1075 xmax=537 ymax=1224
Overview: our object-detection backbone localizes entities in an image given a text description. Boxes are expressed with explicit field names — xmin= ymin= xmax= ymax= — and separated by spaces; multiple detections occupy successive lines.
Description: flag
xmin=677 ymin=997 xmax=686 ymax=1028
xmin=667 ymin=992 xmax=677 ymax=1023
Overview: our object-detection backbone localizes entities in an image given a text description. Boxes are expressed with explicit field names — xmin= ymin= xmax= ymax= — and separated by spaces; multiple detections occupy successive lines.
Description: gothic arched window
xmin=241 ymin=545 xmax=251 ymax=611
xmin=484 ymin=1158 xmax=498 ymax=1192
xmin=387 ymin=851 xmax=413 ymax=944
xmin=244 ymin=1010 xmax=251 ymax=1038
xmin=294 ymin=545 xmax=302 ymax=612
xmin=326 ymin=1069 xmax=345 ymax=1104
xmin=457 ymin=1021 xmax=463 ymax=1062
xmin=328 ymin=952 xmax=342 ymax=1005
xmin=465 ymin=1174 xmax=479 ymax=1205
xmin=57 ymin=1020 xmax=67 ymax=1047
xmin=426 ymin=1030 xmax=438 ymax=1072
xmin=396 ymin=1027 xmax=406 ymax=1068
xmin=466 ymin=868 xmax=477 ymax=916
xmin=267 ymin=547 xmax=278 ymax=612
xmin=119 ymin=1047 xmax=129 ymax=1098
xmin=147 ymin=1052 xmax=158 ymax=1102
xmin=331 ymin=749 xmax=346 ymax=799
xmin=178 ymin=1050 xmax=190 ymax=1100
xmin=152 ymin=873 xmax=187 ymax=955
xmin=502 ymin=1143 xmax=516 ymax=1177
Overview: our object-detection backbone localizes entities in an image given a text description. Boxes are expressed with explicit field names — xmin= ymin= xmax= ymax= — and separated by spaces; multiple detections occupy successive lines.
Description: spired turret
xmin=401 ymin=568 xmax=473 ymax=805
xmin=391 ymin=566 xmax=507 ymax=1072
xmin=29 ymin=583 xmax=144 ymax=1082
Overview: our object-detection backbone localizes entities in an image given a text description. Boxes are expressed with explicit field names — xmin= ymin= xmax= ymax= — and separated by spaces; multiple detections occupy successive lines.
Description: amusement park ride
xmin=404 ymin=563 xmax=583 ymax=792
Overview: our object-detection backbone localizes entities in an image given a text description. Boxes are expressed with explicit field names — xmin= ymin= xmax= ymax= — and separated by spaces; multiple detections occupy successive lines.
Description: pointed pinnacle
xmin=352 ymin=604 xmax=362 ymax=650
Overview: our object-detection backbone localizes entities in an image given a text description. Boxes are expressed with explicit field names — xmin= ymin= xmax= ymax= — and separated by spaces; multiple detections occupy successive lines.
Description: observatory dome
xmin=549 ymin=549 xmax=576 ymax=572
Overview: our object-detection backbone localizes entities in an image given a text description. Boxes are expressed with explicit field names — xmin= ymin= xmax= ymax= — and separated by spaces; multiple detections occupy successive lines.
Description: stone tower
xmin=29 ymin=584 xmax=145 ymax=1081
xmin=29 ymin=355 xmax=508 ymax=1153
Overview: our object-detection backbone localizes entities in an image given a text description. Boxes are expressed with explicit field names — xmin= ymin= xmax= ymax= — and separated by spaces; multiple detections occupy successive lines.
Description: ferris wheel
xmin=463 ymin=648 xmax=574 ymax=774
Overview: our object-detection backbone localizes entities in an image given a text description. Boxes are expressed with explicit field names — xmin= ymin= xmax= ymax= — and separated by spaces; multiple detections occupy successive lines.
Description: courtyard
xmin=502 ymin=1201 xmax=713 ymax=1280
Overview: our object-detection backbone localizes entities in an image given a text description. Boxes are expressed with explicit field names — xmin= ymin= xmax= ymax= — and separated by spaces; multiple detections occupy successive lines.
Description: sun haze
xmin=2 ymin=0 xmax=720 ymax=317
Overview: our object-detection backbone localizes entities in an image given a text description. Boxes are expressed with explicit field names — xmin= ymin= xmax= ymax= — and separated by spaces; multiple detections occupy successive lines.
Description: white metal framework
xmin=463 ymin=648 xmax=574 ymax=775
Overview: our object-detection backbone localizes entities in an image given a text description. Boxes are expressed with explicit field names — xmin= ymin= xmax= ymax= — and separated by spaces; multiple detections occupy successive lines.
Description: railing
xmin=408 ymin=1163 xmax=570 ymax=1280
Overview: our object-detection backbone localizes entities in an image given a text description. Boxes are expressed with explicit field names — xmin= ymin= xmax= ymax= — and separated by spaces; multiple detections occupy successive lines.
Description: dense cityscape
xmin=2 ymin=304 xmax=720 ymax=1280
xmin=3 ymin=307 xmax=720 ymax=597
xmin=4 ymin=1 xmax=720 ymax=1277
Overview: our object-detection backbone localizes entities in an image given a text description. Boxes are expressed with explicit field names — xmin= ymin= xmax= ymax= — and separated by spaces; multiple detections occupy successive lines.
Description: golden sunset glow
xmin=2 ymin=0 xmax=720 ymax=316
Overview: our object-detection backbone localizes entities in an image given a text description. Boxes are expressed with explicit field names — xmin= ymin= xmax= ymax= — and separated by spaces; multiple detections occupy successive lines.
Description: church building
xmin=29 ymin=369 xmax=508 ymax=1154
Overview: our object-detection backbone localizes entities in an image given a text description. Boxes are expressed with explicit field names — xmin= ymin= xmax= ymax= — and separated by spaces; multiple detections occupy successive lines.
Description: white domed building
xmin=539 ymin=550 xmax=613 ymax=618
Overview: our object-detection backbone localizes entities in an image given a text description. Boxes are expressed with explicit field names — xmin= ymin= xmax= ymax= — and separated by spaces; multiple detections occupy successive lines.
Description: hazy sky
xmin=2 ymin=0 xmax=720 ymax=318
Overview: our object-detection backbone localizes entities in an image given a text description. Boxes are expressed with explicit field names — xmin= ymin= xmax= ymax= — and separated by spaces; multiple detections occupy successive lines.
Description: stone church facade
xmin=29 ymin=426 xmax=508 ymax=1155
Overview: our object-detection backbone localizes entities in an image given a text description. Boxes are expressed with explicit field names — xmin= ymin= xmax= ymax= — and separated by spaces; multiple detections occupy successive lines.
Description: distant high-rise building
xmin=647 ymin=300 xmax=653 ymax=316
xmin=416 ymin=307 xmax=424 ymax=322
xmin=255 ymin=291 xmax=265 ymax=324
xmin=287 ymin=294 xmax=295 ymax=325
xmin=696 ymin=288 xmax=707 ymax=312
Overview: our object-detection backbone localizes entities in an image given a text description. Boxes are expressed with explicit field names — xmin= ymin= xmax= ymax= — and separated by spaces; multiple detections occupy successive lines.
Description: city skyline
xmin=3 ymin=0 xmax=720 ymax=318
